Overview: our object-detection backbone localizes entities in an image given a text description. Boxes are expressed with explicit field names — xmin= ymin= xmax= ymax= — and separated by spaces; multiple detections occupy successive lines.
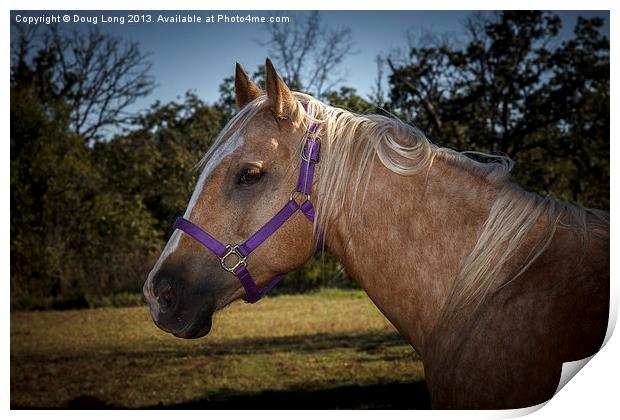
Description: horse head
xmin=143 ymin=59 xmax=319 ymax=338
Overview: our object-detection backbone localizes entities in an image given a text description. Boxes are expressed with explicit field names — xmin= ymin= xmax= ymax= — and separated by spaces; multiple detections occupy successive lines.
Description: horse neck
xmin=322 ymin=151 xmax=501 ymax=356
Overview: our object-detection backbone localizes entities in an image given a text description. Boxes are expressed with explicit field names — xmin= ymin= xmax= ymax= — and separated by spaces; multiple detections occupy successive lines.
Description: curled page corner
xmin=553 ymin=298 xmax=618 ymax=392
xmin=495 ymin=354 xmax=598 ymax=419
xmin=554 ymin=355 xmax=594 ymax=395
xmin=553 ymin=311 xmax=614 ymax=397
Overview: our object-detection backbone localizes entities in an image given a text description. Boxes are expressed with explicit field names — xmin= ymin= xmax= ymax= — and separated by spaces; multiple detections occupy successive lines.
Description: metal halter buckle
xmin=301 ymin=137 xmax=320 ymax=163
xmin=220 ymin=245 xmax=247 ymax=273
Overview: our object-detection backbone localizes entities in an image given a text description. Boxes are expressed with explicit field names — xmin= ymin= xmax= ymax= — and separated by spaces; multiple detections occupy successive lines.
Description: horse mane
xmin=295 ymin=93 xmax=609 ymax=312
xmin=200 ymin=92 xmax=609 ymax=312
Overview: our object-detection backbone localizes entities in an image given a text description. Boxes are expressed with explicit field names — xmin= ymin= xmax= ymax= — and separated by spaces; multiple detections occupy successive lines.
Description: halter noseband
xmin=172 ymin=104 xmax=321 ymax=303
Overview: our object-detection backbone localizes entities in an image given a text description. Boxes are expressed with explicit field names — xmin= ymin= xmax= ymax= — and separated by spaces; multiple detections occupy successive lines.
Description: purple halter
xmin=172 ymin=106 xmax=321 ymax=303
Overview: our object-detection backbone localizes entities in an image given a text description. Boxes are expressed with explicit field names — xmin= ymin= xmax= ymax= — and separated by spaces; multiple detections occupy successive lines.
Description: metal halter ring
xmin=220 ymin=244 xmax=247 ymax=273
xmin=301 ymin=138 xmax=320 ymax=163
xmin=290 ymin=190 xmax=311 ymax=204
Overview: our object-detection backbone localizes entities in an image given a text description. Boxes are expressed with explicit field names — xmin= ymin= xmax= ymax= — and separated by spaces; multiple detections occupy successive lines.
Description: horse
xmin=143 ymin=58 xmax=609 ymax=409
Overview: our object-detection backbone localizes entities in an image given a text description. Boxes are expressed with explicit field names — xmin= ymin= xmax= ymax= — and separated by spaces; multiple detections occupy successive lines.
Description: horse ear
xmin=265 ymin=58 xmax=296 ymax=120
xmin=235 ymin=63 xmax=263 ymax=110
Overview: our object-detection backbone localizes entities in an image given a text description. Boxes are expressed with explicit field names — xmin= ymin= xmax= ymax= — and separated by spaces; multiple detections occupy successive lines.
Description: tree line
xmin=10 ymin=11 xmax=609 ymax=310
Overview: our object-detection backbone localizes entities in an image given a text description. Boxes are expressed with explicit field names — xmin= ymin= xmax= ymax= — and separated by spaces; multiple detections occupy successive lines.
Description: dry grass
xmin=11 ymin=289 xmax=427 ymax=409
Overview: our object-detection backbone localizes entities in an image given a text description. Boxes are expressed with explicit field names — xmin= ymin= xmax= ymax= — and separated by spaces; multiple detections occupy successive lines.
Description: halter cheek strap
xmin=172 ymin=112 xmax=322 ymax=303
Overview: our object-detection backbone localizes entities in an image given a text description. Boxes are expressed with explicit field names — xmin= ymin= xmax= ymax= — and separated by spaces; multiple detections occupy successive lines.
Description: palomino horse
xmin=143 ymin=59 xmax=609 ymax=409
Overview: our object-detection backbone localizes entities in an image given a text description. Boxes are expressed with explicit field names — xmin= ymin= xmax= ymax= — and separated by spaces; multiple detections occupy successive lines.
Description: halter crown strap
xmin=295 ymin=121 xmax=320 ymax=195
xmin=172 ymin=102 xmax=322 ymax=303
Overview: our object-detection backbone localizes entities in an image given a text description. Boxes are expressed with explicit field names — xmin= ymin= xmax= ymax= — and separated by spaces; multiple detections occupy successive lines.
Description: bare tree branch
xmin=259 ymin=12 xmax=355 ymax=98
xmin=11 ymin=25 xmax=156 ymax=142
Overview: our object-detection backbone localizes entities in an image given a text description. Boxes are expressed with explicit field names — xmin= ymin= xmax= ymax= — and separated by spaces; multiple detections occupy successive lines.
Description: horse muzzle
xmin=143 ymin=268 xmax=216 ymax=339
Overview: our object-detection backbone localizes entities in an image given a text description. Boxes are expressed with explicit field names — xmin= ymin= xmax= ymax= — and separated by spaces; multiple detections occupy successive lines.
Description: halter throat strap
xmin=173 ymin=108 xmax=321 ymax=303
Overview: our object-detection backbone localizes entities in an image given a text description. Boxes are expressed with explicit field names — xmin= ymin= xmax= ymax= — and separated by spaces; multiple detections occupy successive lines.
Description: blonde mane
xmin=200 ymin=93 xmax=609 ymax=312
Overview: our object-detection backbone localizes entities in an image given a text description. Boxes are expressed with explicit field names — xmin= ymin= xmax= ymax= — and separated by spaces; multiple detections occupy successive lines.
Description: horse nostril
xmin=157 ymin=284 xmax=175 ymax=307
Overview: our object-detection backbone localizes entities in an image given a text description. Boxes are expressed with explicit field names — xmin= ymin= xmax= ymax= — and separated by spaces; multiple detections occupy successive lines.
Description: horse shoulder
xmin=424 ymin=221 xmax=609 ymax=409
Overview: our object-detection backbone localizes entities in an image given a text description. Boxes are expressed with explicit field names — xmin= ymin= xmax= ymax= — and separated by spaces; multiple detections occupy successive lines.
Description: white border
xmin=3 ymin=1 xmax=617 ymax=418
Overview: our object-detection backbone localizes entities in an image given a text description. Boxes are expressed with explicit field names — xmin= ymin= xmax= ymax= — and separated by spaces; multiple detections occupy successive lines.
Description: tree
xmin=11 ymin=24 xmax=155 ymax=142
xmin=386 ymin=11 xmax=609 ymax=209
xmin=10 ymin=86 xmax=161 ymax=309
xmin=260 ymin=12 xmax=355 ymax=97
xmin=10 ymin=24 xmax=161 ymax=308
xmin=323 ymin=86 xmax=376 ymax=114
xmin=385 ymin=31 xmax=459 ymax=140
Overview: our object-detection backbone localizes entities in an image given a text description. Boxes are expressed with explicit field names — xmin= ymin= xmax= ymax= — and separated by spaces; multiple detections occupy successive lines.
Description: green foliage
xmin=323 ymin=87 xmax=376 ymax=114
xmin=272 ymin=255 xmax=357 ymax=296
xmin=10 ymin=86 xmax=162 ymax=309
xmin=86 ymin=292 xmax=146 ymax=309
xmin=388 ymin=11 xmax=609 ymax=209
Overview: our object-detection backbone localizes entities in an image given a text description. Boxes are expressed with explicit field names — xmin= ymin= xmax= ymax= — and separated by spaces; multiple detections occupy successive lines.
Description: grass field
xmin=10 ymin=289 xmax=429 ymax=409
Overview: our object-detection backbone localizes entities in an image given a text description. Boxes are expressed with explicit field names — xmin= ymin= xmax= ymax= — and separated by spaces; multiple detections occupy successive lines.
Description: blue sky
xmin=11 ymin=10 xmax=610 ymax=113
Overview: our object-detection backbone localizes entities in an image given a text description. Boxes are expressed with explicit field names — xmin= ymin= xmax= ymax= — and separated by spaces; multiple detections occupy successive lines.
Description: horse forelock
xmin=197 ymin=96 xmax=269 ymax=173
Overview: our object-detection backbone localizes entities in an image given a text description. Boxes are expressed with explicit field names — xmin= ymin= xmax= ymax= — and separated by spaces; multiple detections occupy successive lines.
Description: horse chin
xmin=173 ymin=316 xmax=213 ymax=339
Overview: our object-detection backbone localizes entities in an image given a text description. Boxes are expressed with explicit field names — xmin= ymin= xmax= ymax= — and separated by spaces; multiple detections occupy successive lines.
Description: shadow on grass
xmin=149 ymin=330 xmax=415 ymax=358
xmin=58 ymin=380 xmax=431 ymax=409
xmin=12 ymin=330 xmax=425 ymax=409
xmin=14 ymin=330 xmax=417 ymax=365
xmin=211 ymin=330 xmax=412 ymax=356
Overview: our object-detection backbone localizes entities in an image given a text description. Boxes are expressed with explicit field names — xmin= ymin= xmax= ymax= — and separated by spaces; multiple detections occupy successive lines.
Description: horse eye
xmin=238 ymin=167 xmax=262 ymax=185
